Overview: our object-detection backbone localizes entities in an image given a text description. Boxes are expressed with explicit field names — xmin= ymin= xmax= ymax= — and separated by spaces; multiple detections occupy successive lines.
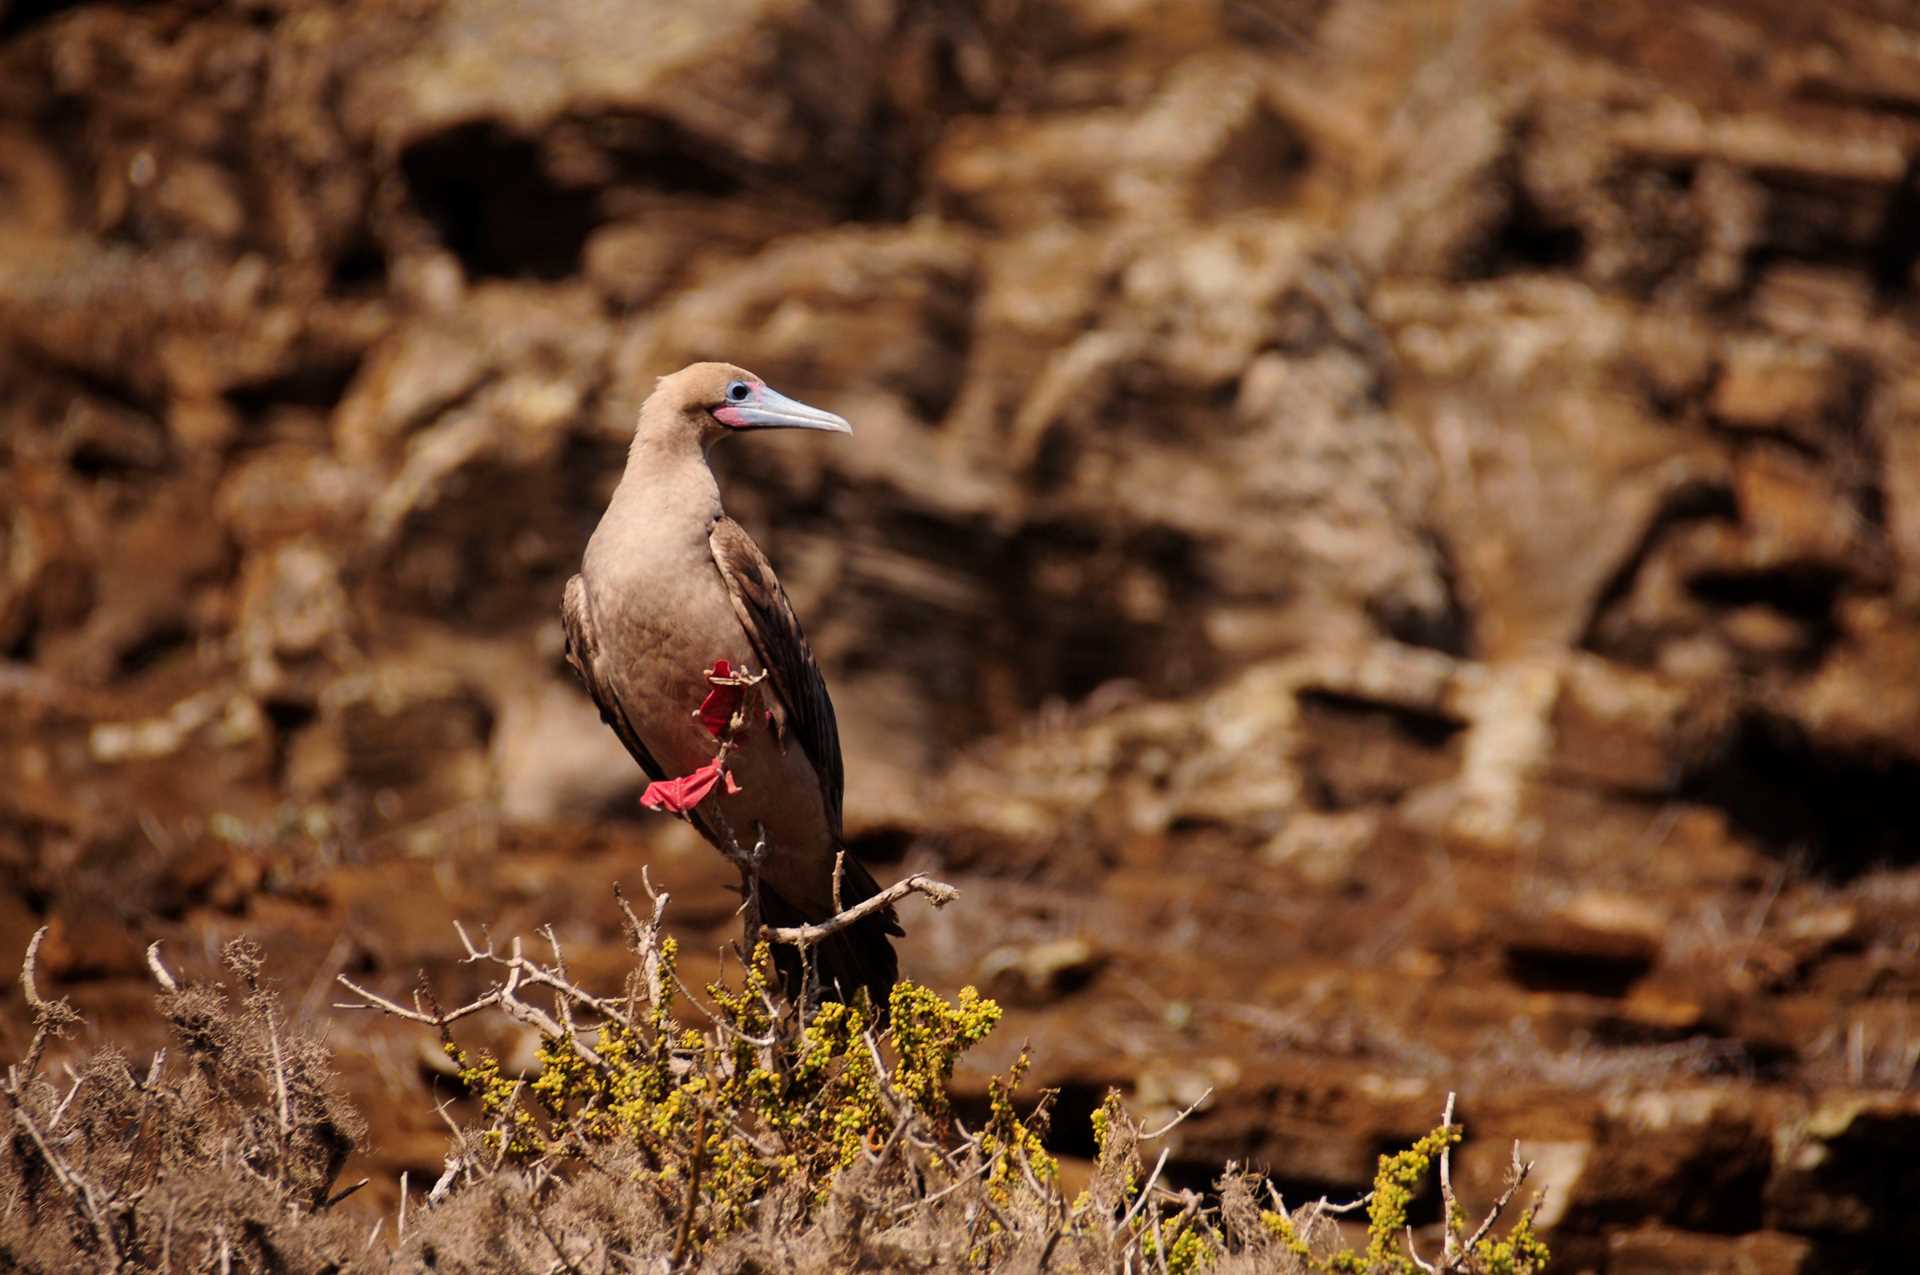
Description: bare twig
xmin=670 ymin=1106 xmax=707 ymax=1266
xmin=335 ymin=974 xmax=500 ymax=1026
xmin=831 ymin=850 xmax=846 ymax=915
xmin=321 ymin=1178 xmax=370 ymax=1210
xmin=523 ymin=1187 xmax=587 ymax=1275
xmin=1138 ymin=1087 xmax=1213 ymax=1140
xmin=539 ymin=924 xmax=578 ymax=1043
xmin=338 ymin=927 xmax=634 ymax=1065
xmin=15 ymin=927 xmax=79 ymax=1090
xmin=20 ymin=926 xmax=49 ymax=1013
xmin=14 ymin=1104 xmax=119 ymax=1263
xmin=1450 ymin=1140 xmax=1536 ymax=1267
xmin=759 ymin=873 xmax=959 ymax=947
xmin=267 ymin=1008 xmax=291 ymax=1136
xmin=1438 ymin=1091 xmax=1459 ymax=1267
xmin=1301 ymin=1189 xmax=1373 ymax=1225
xmin=146 ymin=942 xmax=179 ymax=993
xmin=427 ymin=1155 xmax=462 ymax=1208
xmin=614 ymin=878 xmax=671 ymax=1015
xmin=46 ymin=1069 xmax=85 ymax=1130
xmin=1118 ymin=1147 xmax=1171 ymax=1235
xmin=458 ymin=926 xmax=633 ymax=1044
xmin=891 ymin=1147 xmax=1005 ymax=1220
xmin=1408 ymin=1226 xmax=1437 ymax=1273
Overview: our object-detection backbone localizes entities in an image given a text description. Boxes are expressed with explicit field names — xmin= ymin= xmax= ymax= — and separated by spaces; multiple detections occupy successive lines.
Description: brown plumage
xmin=562 ymin=362 xmax=900 ymax=1012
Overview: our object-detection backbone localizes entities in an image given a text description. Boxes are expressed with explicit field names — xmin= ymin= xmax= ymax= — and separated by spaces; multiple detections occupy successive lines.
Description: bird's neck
xmin=612 ymin=416 xmax=723 ymax=528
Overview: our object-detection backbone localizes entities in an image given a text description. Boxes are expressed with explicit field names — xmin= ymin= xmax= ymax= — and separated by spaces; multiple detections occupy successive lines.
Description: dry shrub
xmin=0 ymin=935 xmax=366 ymax=1272
xmin=2 ymin=890 xmax=1550 ymax=1273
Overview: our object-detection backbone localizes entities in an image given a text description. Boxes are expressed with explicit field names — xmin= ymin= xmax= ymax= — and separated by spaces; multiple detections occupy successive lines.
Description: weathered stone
xmin=1556 ymin=1088 xmax=1783 ymax=1238
xmin=976 ymin=936 xmax=1106 ymax=1007
xmin=1767 ymin=1093 xmax=1920 ymax=1244
xmin=1709 ymin=340 xmax=1847 ymax=440
xmin=1548 ymin=654 xmax=1731 ymax=793
xmin=4 ymin=0 xmax=1920 ymax=1252
xmin=1503 ymin=894 xmax=1665 ymax=998
xmin=317 ymin=661 xmax=494 ymax=824
xmin=1601 ymin=1225 xmax=1811 ymax=1275
xmin=934 ymin=54 xmax=1306 ymax=230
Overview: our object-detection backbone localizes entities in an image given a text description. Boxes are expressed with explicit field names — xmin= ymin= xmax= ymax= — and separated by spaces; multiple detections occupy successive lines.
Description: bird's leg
xmin=736 ymin=866 xmax=763 ymax=959
xmin=729 ymin=823 xmax=772 ymax=955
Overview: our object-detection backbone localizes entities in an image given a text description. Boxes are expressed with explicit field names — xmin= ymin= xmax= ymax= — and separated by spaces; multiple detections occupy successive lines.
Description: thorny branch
xmin=334 ymin=923 xmax=645 ymax=1067
xmin=8 ymin=929 xmax=122 ymax=1266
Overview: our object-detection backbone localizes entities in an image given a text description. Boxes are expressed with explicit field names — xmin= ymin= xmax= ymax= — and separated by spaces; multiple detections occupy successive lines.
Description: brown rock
xmin=351 ymin=0 xmax=906 ymax=208
xmin=1767 ymin=1093 xmax=1920 ymax=1244
xmin=320 ymin=661 xmax=494 ymax=827
xmin=235 ymin=539 xmax=353 ymax=698
xmin=1603 ymin=1226 xmax=1811 ymax=1275
xmin=1709 ymin=340 xmax=1845 ymax=441
xmin=1549 ymin=654 xmax=1732 ymax=793
xmin=976 ymin=936 xmax=1106 ymax=1006
xmin=1557 ymin=1088 xmax=1784 ymax=1238
xmin=1503 ymin=894 xmax=1664 ymax=998
xmin=933 ymin=54 xmax=1305 ymax=229
xmin=215 ymin=445 xmax=373 ymax=547
xmin=619 ymin=224 xmax=978 ymax=430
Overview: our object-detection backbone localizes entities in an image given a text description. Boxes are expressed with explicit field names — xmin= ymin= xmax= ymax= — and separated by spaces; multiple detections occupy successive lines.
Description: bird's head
xmin=652 ymin=362 xmax=852 ymax=446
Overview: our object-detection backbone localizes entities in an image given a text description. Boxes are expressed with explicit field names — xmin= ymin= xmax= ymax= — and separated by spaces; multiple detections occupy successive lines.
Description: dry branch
xmin=757 ymin=871 xmax=959 ymax=947
xmin=1452 ymin=1139 xmax=1537 ymax=1267
xmin=146 ymin=941 xmax=179 ymax=992
xmin=1439 ymin=1090 xmax=1460 ymax=1268
xmin=14 ymin=926 xmax=79 ymax=1090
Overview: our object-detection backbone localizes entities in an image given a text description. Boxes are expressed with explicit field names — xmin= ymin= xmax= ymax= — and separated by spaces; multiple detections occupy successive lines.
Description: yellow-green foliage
xmin=1337 ymin=1123 xmax=1462 ymax=1275
xmin=1243 ymin=1121 xmax=1549 ymax=1275
xmin=1142 ymin=1216 xmax=1215 ymax=1273
xmin=886 ymin=982 xmax=1000 ymax=1123
xmin=432 ymin=929 xmax=1547 ymax=1272
xmin=1472 ymin=1203 xmax=1552 ymax=1275
xmin=447 ymin=939 xmax=1026 ymax=1252
xmin=978 ymin=1046 xmax=1059 ymax=1195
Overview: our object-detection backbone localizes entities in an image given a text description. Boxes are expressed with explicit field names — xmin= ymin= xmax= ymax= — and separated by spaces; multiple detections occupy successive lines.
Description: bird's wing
xmin=562 ymin=572 xmax=673 ymax=785
xmin=708 ymin=516 xmax=846 ymax=833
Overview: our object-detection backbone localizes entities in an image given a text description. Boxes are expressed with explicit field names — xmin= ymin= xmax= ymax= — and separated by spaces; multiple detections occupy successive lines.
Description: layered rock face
xmin=5 ymin=0 xmax=1920 ymax=1266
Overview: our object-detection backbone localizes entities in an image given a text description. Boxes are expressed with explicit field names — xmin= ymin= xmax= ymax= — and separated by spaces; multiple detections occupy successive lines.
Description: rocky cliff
xmin=5 ymin=1 xmax=1920 ymax=1268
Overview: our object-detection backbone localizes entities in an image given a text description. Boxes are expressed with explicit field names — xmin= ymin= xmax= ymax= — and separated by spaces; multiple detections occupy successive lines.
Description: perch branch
xmin=758 ymin=872 xmax=959 ymax=946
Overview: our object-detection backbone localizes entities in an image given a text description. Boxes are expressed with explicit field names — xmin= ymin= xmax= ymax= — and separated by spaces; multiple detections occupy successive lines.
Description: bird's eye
xmin=725 ymin=380 xmax=751 ymax=403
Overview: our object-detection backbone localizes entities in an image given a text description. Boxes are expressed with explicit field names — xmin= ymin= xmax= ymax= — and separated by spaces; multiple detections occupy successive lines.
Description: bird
xmin=561 ymin=362 xmax=901 ymax=1014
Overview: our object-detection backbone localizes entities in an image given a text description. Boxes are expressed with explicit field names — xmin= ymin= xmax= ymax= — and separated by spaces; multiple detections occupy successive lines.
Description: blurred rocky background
xmin=4 ymin=0 xmax=1920 ymax=1268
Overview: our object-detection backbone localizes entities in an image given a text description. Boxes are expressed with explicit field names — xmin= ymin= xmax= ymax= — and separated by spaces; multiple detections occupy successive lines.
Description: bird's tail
xmin=760 ymin=854 xmax=902 ymax=1023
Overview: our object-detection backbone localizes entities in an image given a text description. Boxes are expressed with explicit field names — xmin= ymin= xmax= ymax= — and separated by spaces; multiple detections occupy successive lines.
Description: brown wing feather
xmin=563 ymin=572 xmax=740 ymax=850
xmin=561 ymin=574 xmax=669 ymax=783
xmin=707 ymin=516 xmax=846 ymax=834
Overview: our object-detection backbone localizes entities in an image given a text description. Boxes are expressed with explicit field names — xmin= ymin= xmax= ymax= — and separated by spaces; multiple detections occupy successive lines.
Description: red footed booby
xmin=562 ymin=363 xmax=899 ymax=1011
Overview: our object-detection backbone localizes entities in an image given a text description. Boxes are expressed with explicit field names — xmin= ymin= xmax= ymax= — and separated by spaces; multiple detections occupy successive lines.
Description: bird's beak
xmin=716 ymin=385 xmax=853 ymax=434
